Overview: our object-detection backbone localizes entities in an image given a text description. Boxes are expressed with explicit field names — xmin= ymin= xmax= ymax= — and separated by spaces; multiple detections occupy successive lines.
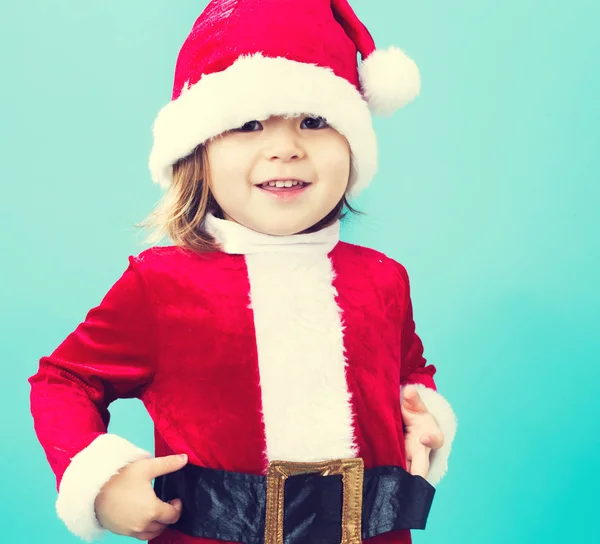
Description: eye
xmin=235 ymin=120 xmax=263 ymax=132
xmin=301 ymin=116 xmax=329 ymax=130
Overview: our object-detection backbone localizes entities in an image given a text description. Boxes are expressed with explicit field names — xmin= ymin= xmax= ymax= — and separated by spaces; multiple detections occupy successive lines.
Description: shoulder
xmin=335 ymin=241 xmax=410 ymax=286
xmin=129 ymin=245 xmax=228 ymax=269
xmin=130 ymin=245 xmax=188 ymax=266
xmin=127 ymin=245 xmax=243 ymax=286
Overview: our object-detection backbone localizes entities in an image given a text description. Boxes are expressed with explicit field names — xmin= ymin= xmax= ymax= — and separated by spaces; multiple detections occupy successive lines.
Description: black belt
xmin=154 ymin=459 xmax=435 ymax=544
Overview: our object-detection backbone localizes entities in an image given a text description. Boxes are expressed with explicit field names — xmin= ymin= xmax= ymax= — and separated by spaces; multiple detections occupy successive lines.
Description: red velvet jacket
xmin=29 ymin=219 xmax=456 ymax=544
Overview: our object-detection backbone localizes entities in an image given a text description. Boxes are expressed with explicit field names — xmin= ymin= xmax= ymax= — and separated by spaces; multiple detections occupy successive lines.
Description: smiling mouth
xmin=257 ymin=179 xmax=311 ymax=190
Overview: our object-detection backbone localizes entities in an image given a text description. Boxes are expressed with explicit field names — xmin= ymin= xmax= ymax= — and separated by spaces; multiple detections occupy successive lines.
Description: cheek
xmin=316 ymin=141 xmax=351 ymax=185
xmin=207 ymin=144 xmax=250 ymax=196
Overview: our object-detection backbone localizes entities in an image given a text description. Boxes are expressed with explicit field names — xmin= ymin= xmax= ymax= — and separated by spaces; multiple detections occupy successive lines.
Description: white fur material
xmin=56 ymin=433 xmax=152 ymax=542
xmin=245 ymin=250 xmax=358 ymax=462
xmin=149 ymin=53 xmax=378 ymax=199
xmin=400 ymin=384 xmax=457 ymax=486
xmin=204 ymin=213 xmax=340 ymax=255
xmin=359 ymin=46 xmax=421 ymax=116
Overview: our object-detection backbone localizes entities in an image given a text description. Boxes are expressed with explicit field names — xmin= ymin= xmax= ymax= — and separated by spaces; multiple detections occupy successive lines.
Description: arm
xmin=397 ymin=263 xmax=457 ymax=486
xmin=28 ymin=256 xmax=155 ymax=541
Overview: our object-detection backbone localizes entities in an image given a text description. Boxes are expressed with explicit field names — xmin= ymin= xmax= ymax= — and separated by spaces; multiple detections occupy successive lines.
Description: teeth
xmin=261 ymin=180 xmax=305 ymax=188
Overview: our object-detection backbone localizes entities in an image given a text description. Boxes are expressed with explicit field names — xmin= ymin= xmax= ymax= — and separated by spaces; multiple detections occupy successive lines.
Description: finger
xmin=141 ymin=454 xmax=188 ymax=479
xmin=153 ymin=498 xmax=184 ymax=525
xmin=169 ymin=498 xmax=183 ymax=510
xmin=420 ymin=432 xmax=444 ymax=450
xmin=140 ymin=519 xmax=169 ymax=533
xmin=408 ymin=449 xmax=430 ymax=478
xmin=401 ymin=385 xmax=428 ymax=414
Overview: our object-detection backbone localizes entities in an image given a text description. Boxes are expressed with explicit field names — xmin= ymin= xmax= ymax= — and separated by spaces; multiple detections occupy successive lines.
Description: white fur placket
xmin=246 ymin=251 xmax=357 ymax=461
xmin=205 ymin=215 xmax=357 ymax=461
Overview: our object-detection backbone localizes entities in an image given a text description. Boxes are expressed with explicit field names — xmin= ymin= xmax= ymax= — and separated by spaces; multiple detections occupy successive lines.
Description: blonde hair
xmin=136 ymin=144 xmax=361 ymax=253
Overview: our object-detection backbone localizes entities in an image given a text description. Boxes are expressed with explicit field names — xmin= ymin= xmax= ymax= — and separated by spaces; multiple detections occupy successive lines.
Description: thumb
xmin=153 ymin=497 xmax=184 ymax=525
xmin=408 ymin=449 xmax=430 ymax=479
xmin=143 ymin=454 xmax=188 ymax=479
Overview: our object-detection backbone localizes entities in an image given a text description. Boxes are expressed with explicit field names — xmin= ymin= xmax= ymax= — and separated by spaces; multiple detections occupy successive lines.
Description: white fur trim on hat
xmin=56 ymin=434 xmax=152 ymax=542
xmin=400 ymin=383 xmax=457 ymax=486
xmin=360 ymin=46 xmax=421 ymax=116
xmin=149 ymin=53 xmax=378 ymax=199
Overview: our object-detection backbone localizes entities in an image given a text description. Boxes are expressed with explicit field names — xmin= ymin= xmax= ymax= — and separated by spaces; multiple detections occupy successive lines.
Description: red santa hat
xmin=149 ymin=0 xmax=421 ymax=198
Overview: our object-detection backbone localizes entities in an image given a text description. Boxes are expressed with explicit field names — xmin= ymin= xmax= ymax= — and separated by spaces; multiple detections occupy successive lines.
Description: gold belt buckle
xmin=264 ymin=457 xmax=365 ymax=544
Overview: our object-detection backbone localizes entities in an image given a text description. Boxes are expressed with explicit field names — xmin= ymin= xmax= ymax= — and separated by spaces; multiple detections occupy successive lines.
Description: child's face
xmin=206 ymin=115 xmax=351 ymax=235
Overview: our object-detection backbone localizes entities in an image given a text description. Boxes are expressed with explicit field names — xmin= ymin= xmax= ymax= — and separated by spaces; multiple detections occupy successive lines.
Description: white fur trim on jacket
xmin=56 ymin=433 xmax=152 ymax=542
xmin=149 ymin=53 xmax=378 ymax=199
xmin=400 ymin=384 xmax=457 ymax=486
xmin=246 ymin=251 xmax=358 ymax=462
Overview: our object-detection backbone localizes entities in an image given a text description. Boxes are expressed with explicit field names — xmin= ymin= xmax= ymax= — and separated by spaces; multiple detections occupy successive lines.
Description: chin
xmin=241 ymin=212 xmax=307 ymax=236
xmin=235 ymin=207 xmax=327 ymax=236
xmin=256 ymin=217 xmax=313 ymax=236
xmin=264 ymin=224 xmax=306 ymax=236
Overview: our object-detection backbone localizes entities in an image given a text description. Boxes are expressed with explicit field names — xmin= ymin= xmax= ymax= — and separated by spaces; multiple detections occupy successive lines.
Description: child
xmin=28 ymin=0 xmax=457 ymax=543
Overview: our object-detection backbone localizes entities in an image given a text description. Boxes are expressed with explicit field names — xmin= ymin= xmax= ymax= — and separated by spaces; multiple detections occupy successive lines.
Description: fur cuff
xmin=401 ymin=384 xmax=457 ymax=486
xmin=56 ymin=434 xmax=152 ymax=541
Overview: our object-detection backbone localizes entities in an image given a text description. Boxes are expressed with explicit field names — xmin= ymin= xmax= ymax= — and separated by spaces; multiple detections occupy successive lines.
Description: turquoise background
xmin=2 ymin=0 xmax=599 ymax=542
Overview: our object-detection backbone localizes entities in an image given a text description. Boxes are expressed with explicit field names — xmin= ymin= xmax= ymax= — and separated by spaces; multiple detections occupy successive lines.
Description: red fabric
xmin=29 ymin=256 xmax=156 ymax=486
xmin=173 ymin=0 xmax=375 ymax=100
xmin=330 ymin=0 xmax=376 ymax=59
xmin=331 ymin=243 xmax=436 ymax=544
xmin=397 ymin=263 xmax=437 ymax=391
xmin=29 ymin=242 xmax=437 ymax=544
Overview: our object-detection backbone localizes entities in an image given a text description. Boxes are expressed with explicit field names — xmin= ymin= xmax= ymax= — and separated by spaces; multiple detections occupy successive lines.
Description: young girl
xmin=28 ymin=1 xmax=457 ymax=543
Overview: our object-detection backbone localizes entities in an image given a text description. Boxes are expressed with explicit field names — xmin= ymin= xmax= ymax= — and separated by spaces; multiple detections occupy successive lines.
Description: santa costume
xmin=28 ymin=1 xmax=457 ymax=543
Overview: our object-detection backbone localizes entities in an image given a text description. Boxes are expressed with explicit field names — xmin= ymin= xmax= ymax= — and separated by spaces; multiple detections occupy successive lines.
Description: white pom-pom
xmin=359 ymin=46 xmax=421 ymax=116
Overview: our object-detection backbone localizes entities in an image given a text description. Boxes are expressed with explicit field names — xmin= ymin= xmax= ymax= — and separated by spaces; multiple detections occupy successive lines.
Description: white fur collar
xmin=204 ymin=214 xmax=340 ymax=255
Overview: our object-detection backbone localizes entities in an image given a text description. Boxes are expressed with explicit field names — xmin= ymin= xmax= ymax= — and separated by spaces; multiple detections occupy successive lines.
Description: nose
xmin=264 ymin=124 xmax=305 ymax=162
